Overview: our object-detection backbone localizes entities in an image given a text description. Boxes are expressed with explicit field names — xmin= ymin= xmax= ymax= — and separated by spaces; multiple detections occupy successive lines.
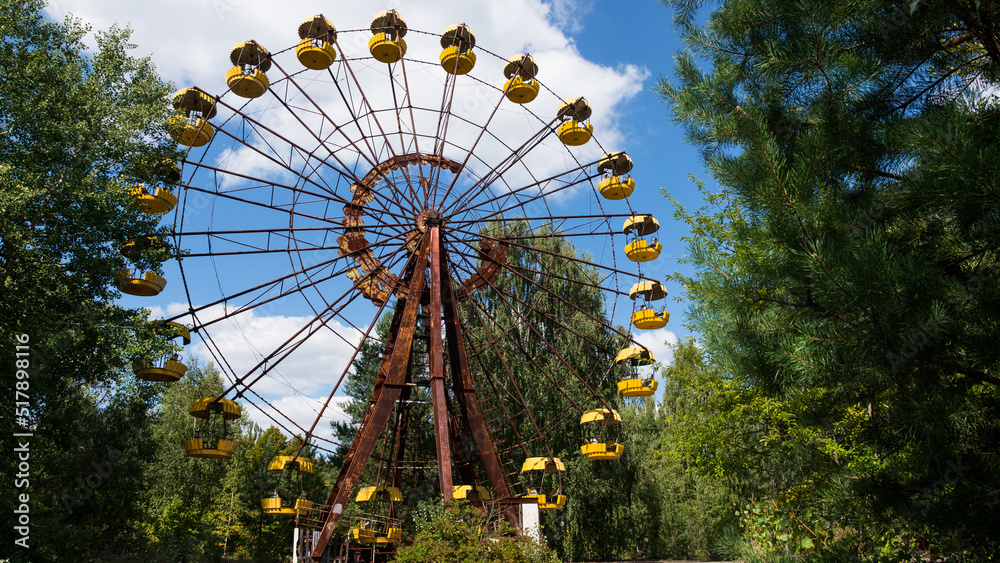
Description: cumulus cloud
xmin=632 ymin=327 xmax=680 ymax=367
xmin=243 ymin=395 xmax=352 ymax=446
xmin=148 ymin=301 xmax=364 ymax=443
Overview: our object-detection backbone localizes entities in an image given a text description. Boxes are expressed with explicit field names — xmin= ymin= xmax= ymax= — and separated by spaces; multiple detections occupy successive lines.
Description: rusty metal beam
xmin=428 ymin=226 xmax=454 ymax=500
xmin=310 ymin=235 xmax=430 ymax=560
xmin=440 ymin=248 xmax=520 ymax=529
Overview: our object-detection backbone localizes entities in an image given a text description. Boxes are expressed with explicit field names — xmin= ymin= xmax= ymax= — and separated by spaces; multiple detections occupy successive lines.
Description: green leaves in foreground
xmin=658 ymin=0 xmax=1000 ymax=560
xmin=394 ymin=500 xmax=560 ymax=563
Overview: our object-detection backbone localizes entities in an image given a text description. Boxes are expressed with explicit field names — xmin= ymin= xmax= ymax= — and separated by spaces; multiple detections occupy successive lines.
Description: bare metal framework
xmin=164 ymin=15 xmax=653 ymax=561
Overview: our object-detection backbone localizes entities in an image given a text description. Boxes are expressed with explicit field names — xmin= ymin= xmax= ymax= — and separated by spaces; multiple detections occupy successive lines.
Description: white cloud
xmin=632 ymin=327 xmax=679 ymax=367
xmin=243 ymin=395 xmax=352 ymax=446
xmin=168 ymin=304 xmax=364 ymax=397
xmin=147 ymin=301 xmax=364 ymax=442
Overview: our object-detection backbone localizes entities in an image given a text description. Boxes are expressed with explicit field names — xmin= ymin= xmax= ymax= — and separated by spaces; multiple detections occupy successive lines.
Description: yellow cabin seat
xmin=225 ymin=67 xmax=269 ymax=99
xmin=294 ymin=498 xmax=315 ymax=515
xmin=625 ymin=239 xmax=662 ymax=262
xmin=539 ymin=491 xmax=567 ymax=510
xmin=169 ymin=115 xmax=214 ymax=148
xmin=557 ymin=120 xmax=593 ymax=146
xmin=523 ymin=491 xmax=567 ymax=510
xmin=631 ymin=308 xmax=670 ymax=330
xmin=297 ymin=39 xmax=336 ymax=70
xmin=504 ymin=76 xmax=539 ymax=104
xmin=598 ymin=176 xmax=635 ymax=200
xmin=183 ymin=438 xmax=238 ymax=459
xmin=618 ymin=378 xmax=658 ymax=397
xmin=130 ymin=186 xmax=177 ymax=214
xmin=133 ymin=357 xmax=187 ymax=382
xmin=117 ymin=270 xmax=167 ymax=297
xmin=375 ymin=528 xmax=402 ymax=545
xmin=351 ymin=528 xmax=376 ymax=543
xmin=440 ymin=46 xmax=476 ymax=75
xmin=369 ymin=34 xmax=406 ymax=62
xmin=581 ymin=441 xmax=625 ymax=460
xmin=261 ymin=496 xmax=296 ymax=515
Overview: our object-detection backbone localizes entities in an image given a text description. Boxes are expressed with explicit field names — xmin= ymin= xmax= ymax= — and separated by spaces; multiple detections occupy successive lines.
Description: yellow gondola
xmin=356 ymin=486 xmax=403 ymax=503
xmin=453 ymin=485 xmax=491 ymax=501
xmin=296 ymin=15 xmax=337 ymax=70
xmin=183 ymin=398 xmax=241 ymax=459
xmin=226 ymin=41 xmax=271 ymax=99
xmin=440 ymin=24 xmax=476 ymax=75
xmin=132 ymin=321 xmax=190 ymax=382
xmin=580 ymin=408 xmax=624 ymax=460
xmin=352 ymin=485 xmax=402 ymax=545
xmin=623 ymin=214 xmax=662 ymax=262
xmin=169 ymin=87 xmax=216 ymax=147
xmin=503 ymin=54 xmax=540 ymax=104
xmin=130 ymin=184 xmax=178 ymax=214
xmin=120 ymin=236 xmax=168 ymax=261
xmin=597 ymin=151 xmax=635 ymax=200
xmin=629 ymin=280 xmax=670 ymax=330
xmin=556 ymin=97 xmax=593 ymax=146
xmin=521 ymin=457 xmax=566 ymax=510
xmin=261 ymin=454 xmax=316 ymax=516
xmin=116 ymin=269 xmax=167 ymax=297
xmin=615 ymin=347 xmax=657 ymax=397
xmin=369 ymin=10 xmax=407 ymax=63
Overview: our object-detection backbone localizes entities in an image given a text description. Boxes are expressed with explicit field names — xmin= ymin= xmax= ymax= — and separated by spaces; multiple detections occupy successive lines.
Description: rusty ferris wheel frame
xmin=163 ymin=13 xmax=654 ymax=560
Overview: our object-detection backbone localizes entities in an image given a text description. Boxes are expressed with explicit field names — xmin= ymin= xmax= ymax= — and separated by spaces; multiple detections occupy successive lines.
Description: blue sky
xmin=49 ymin=0 xmax=712 ymax=444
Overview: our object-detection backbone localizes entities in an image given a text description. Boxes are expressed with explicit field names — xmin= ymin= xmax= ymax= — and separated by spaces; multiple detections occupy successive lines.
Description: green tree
xmin=457 ymin=222 xmax=633 ymax=560
xmin=393 ymin=500 xmax=560 ymax=563
xmin=141 ymin=359 xmax=326 ymax=561
xmin=659 ymin=0 xmax=1000 ymax=559
xmin=1 ymin=1 xmax=179 ymax=560
xmin=141 ymin=359 xmax=234 ymax=560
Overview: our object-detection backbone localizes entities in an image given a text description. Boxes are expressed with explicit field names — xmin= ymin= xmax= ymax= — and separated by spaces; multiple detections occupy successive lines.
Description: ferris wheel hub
xmin=415 ymin=209 xmax=446 ymax=233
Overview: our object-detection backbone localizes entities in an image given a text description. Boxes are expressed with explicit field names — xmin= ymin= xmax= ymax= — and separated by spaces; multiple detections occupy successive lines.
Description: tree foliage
xmin=393 ymin=500 xmax=560 ymax=563
xmin=1 ymin=1 xmax=180 ymax=560
xmin=659 ymin=0 xmax=1000 ymax=559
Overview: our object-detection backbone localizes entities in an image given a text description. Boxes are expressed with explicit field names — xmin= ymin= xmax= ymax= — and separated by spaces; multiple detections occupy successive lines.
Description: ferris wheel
xmin=119 ymin=9 xmax=668 ymax=559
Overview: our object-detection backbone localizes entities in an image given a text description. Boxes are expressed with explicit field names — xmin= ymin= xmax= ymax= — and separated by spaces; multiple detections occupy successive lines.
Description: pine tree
xmin=659 ymin=0 xmax=1000 ymax=558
